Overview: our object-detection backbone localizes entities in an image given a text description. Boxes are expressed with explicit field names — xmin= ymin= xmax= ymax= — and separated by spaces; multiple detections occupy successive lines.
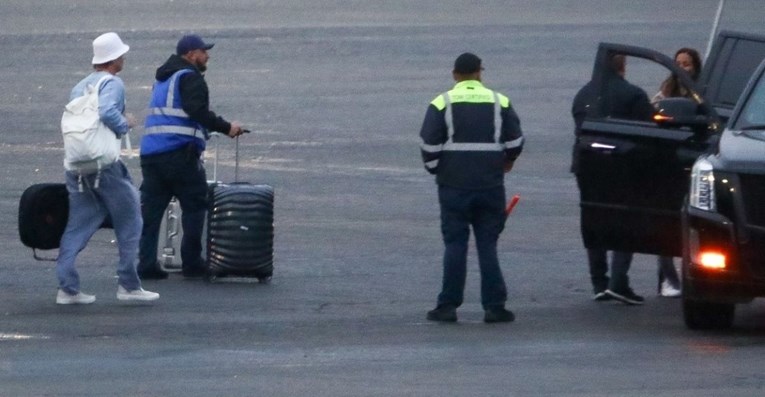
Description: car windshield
xmin=735 ymin=70 xmax=765 ymax=140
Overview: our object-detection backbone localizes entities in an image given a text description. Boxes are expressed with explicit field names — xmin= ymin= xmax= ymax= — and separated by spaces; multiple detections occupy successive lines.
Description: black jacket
xmin=420 ymin=80 xmax=523 ymax=189
xmin=570 ymin=73 xmax=652 ymax=173
xmin=600 ymin=73 xmax=654 ymax=122
xmin=155 ymin=54 xmax=231 ymax=134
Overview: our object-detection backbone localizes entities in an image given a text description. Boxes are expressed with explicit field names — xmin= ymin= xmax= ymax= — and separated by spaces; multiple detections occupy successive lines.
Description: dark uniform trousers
xmin=138 ymin=145 xmax=208 ymax=272
xmin=437 ymin=185 xmax=508 ymax=310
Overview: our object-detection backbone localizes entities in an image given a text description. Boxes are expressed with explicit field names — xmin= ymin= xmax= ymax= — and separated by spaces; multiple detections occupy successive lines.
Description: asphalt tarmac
xmin=2 ymin=1 xmax=765 ymax=396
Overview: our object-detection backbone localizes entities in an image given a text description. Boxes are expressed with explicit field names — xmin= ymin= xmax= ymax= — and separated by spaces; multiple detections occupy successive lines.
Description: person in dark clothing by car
xmin=571 ymin=53 xmax=653 ymax=305
xmin=137 ymin=34 xmax=245 ymax=280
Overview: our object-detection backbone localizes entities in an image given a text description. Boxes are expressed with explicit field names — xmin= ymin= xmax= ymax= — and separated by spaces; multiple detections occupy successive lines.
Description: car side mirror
xmin=653 ymin=97 xmax=710 ymax=132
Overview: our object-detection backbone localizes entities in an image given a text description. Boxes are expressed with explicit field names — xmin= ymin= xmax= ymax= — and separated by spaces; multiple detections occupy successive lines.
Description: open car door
xmin=575 ymin=43 xmax=720 ymax=257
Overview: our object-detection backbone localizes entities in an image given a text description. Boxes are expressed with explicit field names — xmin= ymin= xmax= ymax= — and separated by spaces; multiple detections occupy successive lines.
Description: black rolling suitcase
xmin=204 ymin=133 xmax=274 ymax=282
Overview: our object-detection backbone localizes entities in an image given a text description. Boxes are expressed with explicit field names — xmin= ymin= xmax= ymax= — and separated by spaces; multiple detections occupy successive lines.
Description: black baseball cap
xmin=176 ymin=34 xmax=215 ymax=55
xmin=453 ymin=52 xmax=483 ymax=74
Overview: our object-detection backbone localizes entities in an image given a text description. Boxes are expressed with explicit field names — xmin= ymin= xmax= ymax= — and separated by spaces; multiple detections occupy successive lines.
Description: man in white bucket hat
xmin=55 ymin=32 xmax=160 ymax=305
xmin=91 ymin=32 xmax=130 ymax=65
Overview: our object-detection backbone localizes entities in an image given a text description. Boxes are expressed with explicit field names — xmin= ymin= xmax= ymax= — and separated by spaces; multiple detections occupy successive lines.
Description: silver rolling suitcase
xmin=157 ymin=197 xmax=183 ymax=272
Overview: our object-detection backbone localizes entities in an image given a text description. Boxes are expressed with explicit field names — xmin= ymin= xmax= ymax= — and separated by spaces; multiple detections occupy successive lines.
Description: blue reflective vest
xmin=141 ymin=69 xmax=207 ymax=156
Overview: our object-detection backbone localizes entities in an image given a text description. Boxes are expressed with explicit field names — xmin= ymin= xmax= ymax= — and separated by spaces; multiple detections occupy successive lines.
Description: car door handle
xmin=590 ymin=142 xmax=616 ymax=150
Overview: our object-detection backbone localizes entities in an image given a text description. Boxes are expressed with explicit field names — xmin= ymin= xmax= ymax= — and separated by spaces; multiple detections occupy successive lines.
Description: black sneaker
xmin=605 ymin=288 xmax=644 ymax=305
xmin=484 ymin=307 xmax=515 ymax=323
xmin=426 ymin=305 xmax=457 ymax=322
xmin=593 ymin=290 xmax=612 ymax=301
xmin=137 ymin=267 xmax=169 ymax=280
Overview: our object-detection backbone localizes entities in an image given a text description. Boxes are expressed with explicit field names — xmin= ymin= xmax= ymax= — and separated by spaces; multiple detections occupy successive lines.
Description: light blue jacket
xmin=69 ymin=71 xmax=129 ymax=137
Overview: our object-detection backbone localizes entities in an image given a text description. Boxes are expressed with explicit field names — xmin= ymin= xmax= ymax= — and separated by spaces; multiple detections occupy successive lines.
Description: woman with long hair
xmin=651 ymin=47 xmax=703 ymax=104
xmin=652 ymin=47 xmax=703 ymax=297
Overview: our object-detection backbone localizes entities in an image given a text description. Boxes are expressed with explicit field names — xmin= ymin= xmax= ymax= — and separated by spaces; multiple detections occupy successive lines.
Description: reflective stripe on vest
xmin=144 ymin=69 xmax=204 ymax=138
xmin=442 ymin=90 xmax=504 ymax=152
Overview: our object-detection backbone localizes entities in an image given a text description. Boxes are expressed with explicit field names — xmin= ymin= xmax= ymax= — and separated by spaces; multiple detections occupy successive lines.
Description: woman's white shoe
xmin=659 ymin=281 xmax=681 ymax=298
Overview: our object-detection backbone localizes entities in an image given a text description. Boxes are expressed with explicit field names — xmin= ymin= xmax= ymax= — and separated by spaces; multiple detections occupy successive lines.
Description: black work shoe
xmin=182 ymin=267 xmax=206 ymax=278
xmin=484 ymin=308 xmax=515 ymax=323
xmin=426 ymin=305 xmax=457 ymax=322
xmin=137 ymin=267 xmax=169 ymax=280
xmin=605 ymin=288 xmax=644 ymax=305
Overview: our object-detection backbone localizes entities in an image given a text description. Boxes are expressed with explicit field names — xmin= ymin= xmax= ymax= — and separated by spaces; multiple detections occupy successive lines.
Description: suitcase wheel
xmin=204 ymin=270 xmax=271 ymax=284
xmin=204 ymin=270 xmax=220 ymax=283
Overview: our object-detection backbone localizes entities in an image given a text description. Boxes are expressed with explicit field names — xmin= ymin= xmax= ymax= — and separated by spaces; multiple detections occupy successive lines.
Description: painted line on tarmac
xmin=0 ymin=333 xmax=50 ymax=341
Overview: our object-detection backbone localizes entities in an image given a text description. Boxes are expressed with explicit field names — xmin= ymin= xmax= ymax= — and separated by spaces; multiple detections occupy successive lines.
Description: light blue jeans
xmin=56 ymin=161 xmax=143 ymax=294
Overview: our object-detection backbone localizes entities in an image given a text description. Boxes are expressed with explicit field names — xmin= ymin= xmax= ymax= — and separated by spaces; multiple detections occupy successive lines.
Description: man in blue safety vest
xmin=137 ymin=34 xmax=245 ymax=280
xmin=419 ymin=52 xmax=524 ymax=323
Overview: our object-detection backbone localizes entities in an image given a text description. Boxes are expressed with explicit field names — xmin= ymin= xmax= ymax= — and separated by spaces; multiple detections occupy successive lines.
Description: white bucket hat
xmin=91 ymin=32 xmax=130 ymax=64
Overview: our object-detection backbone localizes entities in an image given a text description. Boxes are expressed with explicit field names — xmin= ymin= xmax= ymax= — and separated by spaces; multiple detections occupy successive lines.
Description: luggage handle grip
xmin=209 ymin=128 xmax=250 ymax=183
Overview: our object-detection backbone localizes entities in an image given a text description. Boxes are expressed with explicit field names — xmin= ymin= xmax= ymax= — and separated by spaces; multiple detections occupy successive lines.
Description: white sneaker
xmin=117 ymin=286 xmax=159 ymax=302
xmin=56 ymin=290 xmax=96 ymax=305
xmin=660 ymin=281 xmax=682 ymax=298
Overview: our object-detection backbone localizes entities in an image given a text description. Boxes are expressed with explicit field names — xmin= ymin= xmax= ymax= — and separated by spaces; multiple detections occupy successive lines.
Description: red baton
xmin=505 ymin=194 xmax=520 ymax=216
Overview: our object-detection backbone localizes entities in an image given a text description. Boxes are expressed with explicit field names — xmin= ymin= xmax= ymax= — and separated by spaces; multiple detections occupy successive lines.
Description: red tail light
xmin=698 ymin=251 xmax=726 ymax=269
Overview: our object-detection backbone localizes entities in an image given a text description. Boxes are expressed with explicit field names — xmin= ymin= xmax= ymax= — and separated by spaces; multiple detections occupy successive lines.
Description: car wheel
xmin=683 ymin=298 xmax=735 ymax=330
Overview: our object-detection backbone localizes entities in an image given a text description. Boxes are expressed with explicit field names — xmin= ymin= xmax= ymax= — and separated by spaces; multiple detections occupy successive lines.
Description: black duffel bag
xmin=18 ymin=182 xmax=112 ymax=260
xmin=18 ymin=183 xmax=69 ymax=255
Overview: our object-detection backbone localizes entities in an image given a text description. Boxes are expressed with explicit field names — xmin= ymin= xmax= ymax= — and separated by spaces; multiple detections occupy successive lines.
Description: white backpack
xmin=60 ymin=75 xmax=123 ymax=178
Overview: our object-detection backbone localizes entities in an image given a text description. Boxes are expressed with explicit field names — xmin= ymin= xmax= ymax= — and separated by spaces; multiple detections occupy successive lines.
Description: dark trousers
xmin=587 ymin=249 xmax=633 ymax=293
xmin=574 ymin=176 xmax=634 ymax=293
xmin=437 ymin=185 xmax=508 ymax=310
xmin=138 ymin=147 xmax=208 ymax=272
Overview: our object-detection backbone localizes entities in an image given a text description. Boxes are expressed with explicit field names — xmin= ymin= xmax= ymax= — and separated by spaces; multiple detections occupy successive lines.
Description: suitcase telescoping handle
xmin=234 ymin=129 xmax=251 ymax=182
xmin=210 ymin=129 xmax=251 ymax=183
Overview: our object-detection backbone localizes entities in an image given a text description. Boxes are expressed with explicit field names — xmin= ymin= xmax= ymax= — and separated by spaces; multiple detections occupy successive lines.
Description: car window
xmin=627 ymin=56 xmax=692 ymax=105
xmin=736 ymin=73 xmax=765 ymax=129
xmin=593 ymin=55 xmax=692 ymax=124
xmin=704 ymin=36 xmax=765 ymax=109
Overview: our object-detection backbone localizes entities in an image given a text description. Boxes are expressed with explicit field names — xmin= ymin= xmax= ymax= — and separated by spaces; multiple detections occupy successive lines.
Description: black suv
xmin=575 ymin=31 xmax=765 ymax=329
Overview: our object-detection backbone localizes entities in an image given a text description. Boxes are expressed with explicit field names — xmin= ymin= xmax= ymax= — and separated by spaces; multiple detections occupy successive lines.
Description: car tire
xmin=682 ymin=298 xmax=735 ymax=330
